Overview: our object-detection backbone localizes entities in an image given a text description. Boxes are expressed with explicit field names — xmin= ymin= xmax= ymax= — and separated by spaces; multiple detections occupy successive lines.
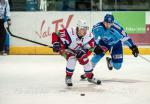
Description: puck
xmin=80 ymin=93 xmax=85 ymax=96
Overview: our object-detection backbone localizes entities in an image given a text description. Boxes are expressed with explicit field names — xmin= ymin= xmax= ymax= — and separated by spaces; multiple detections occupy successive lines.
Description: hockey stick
xmin=139 ymin=54 xmax=150 ymax=63
xmin=6 ymin=26 xmax=77 ymax=55
xmin=6 ymin=26 xmax=53 ymax=48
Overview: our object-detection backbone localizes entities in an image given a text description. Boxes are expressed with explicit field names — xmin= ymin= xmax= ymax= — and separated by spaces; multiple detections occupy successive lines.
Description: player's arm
xmin=92 ymin=26 xmax=105 ymax=55
xmin=52 ymin=28 xmax=71 ymax=53
xmin=119 ymin=29 xmax=139 ymax=57
xmin=85 ymin=37 xmax=95 ymax=57
xmin=92 ymin=25 xmax=101 ymax=45
xmin=123 ymin=35 xmax=139 ymax=57
xmin=113 ymin=23 xmax=139 ymax=57
xmin=76 ymin=34 xmax=95 ymax=59
xmin=52 ymin=31 xmax=61 ymax=52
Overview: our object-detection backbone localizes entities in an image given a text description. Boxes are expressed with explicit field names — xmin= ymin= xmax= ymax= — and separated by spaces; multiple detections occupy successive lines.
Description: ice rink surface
xmin=0 ymin=55 xmax=150 ymax=104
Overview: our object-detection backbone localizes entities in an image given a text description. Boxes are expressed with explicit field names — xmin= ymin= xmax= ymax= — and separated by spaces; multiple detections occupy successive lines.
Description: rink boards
xmin=9 ymin=47 xmax=150 ymax=55
xmin=8 ymin=11 xmax=150 ymax=55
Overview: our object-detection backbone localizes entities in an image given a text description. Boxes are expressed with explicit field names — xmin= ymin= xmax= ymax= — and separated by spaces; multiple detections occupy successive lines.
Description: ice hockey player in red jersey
xmin=52 ymin=20 xmax=101 ymax=86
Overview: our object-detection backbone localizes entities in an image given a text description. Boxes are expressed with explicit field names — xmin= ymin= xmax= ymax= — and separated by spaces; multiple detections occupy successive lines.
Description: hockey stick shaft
xmin=6 ymin=26 xmax=77 ymax=55
xmin=139 ymin=54 xmax=150 ymax=63
xmin=6 ymin=26 xmax=53 ymax=48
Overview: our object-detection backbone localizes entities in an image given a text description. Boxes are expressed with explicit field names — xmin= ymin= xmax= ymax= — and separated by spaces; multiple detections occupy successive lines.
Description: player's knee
xmin=85 ymin=72 xmax=93 ymax=79
xmin=113 ymin=63 xmax=122 ymax=70
xmin=78 ymin=57 xmax=89 ymax=65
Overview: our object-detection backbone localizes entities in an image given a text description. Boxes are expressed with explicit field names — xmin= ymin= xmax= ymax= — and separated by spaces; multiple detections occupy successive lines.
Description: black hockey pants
xmin=0 ymin=19 xmax=6 ymax=51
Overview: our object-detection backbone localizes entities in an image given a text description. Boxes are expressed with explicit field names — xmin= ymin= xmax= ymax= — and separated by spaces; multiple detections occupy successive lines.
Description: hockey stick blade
xmin=6 ymin=26 xmax=53 ymax=48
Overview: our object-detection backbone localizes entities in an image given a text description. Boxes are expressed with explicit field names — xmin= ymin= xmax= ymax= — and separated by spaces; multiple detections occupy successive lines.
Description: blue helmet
xmin=104 ymin=14 xmax=114 ymax=23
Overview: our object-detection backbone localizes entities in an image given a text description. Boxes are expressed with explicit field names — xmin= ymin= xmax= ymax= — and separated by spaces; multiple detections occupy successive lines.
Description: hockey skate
xmin=106 ymin=57 xmax=113 ymax=70
xmin=65 ymin=76 xmax=73 ymax=86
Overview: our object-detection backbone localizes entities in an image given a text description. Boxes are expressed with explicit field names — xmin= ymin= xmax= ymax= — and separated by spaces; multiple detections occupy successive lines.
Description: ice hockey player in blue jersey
xmin=80 ymin=14 xmax=139 ymax=81
xmin=89 ymin=14 xmax=139 ymax=71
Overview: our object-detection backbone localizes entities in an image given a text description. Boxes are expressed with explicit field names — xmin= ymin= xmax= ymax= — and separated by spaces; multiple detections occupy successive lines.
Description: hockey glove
xmin=53 ymin=42 xmax=61 ymax=52
xmin=76 ymin=49 xmax=88 ymax=59
xmin=130 ymin=45 xmax=139 ymax=57
xmin=94 ymin=45 xmax=104 ymax=55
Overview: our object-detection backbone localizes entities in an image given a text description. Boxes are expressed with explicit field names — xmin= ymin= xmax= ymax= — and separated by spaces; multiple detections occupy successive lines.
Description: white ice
xmin=0 ymin=55 xmax=150 ymax=104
